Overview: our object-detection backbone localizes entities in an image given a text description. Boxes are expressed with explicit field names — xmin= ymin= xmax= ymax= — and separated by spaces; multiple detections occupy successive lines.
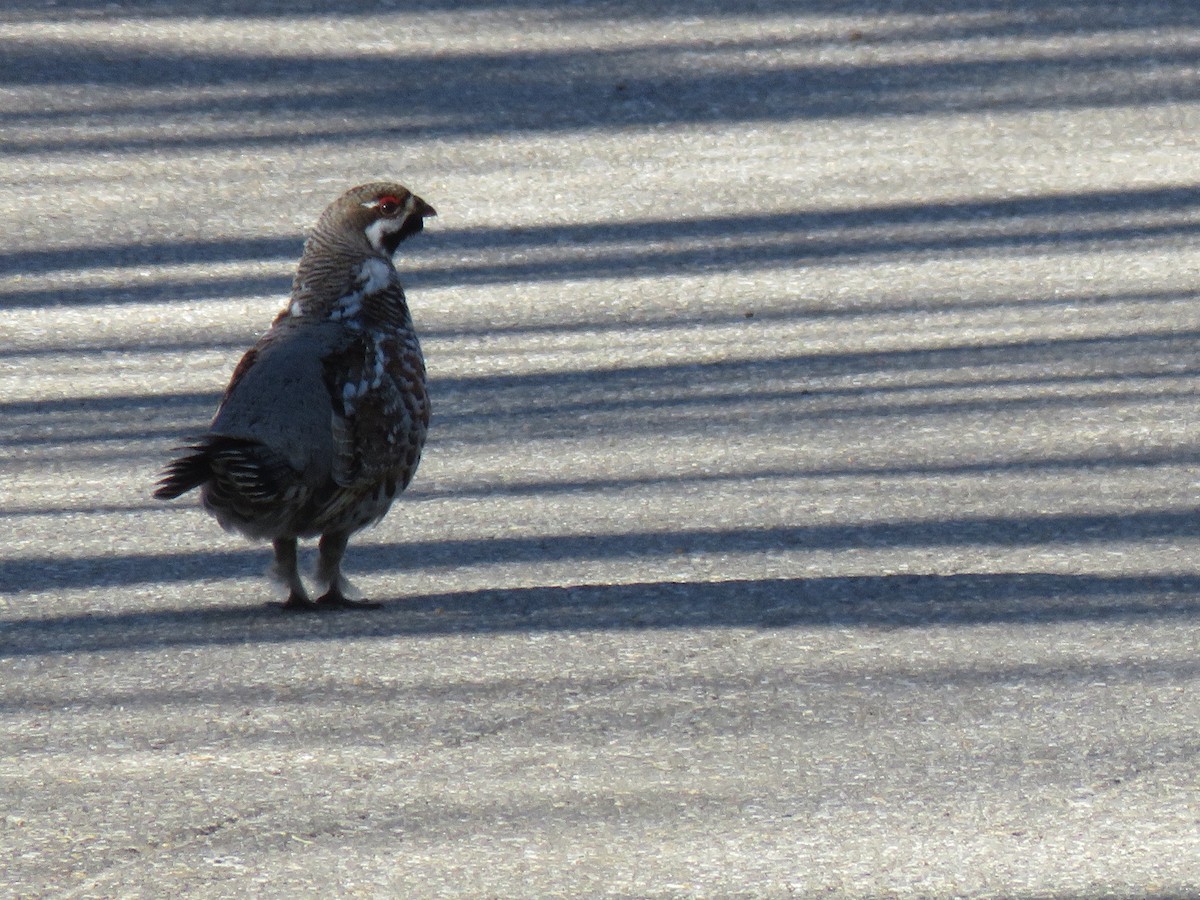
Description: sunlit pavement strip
xmin=3 ymin=3 xmax=1200 ymax=896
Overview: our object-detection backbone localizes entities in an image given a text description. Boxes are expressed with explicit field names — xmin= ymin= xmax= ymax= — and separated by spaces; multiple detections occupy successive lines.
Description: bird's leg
xmin=315 ymin=530 xmax=379 ymax=609
xmin=272 ymin=537 xmax=315 ymax=610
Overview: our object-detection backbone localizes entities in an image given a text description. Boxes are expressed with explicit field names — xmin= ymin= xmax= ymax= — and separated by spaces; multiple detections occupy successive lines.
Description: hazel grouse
xmin=155 ymin=182 xmax=435 ymax=610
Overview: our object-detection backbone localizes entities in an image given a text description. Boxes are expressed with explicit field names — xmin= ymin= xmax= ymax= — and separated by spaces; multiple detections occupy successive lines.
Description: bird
xmin=154 ymin=182 xmax=436 ymax=610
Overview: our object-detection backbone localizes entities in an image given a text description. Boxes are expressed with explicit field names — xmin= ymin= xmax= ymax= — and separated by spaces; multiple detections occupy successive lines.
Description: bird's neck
xmin=285 ymin=238 xmax=413 ymax=331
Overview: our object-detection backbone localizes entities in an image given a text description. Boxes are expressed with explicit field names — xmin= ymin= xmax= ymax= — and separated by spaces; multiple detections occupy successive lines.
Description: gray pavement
xmin=3 ymin=1 xmax=1200 ymax=896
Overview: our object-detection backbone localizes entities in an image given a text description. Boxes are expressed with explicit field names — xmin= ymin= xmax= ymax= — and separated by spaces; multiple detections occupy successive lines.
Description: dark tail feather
xmin=153 ymin=439 xmax=217 ymax=500
xmin=154 ymin=435 xmax=293 ymax=503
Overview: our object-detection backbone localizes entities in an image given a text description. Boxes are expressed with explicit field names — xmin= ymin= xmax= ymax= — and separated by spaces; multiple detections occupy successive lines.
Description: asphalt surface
xmin=3 ymin=2 xmax=1200 ymax=897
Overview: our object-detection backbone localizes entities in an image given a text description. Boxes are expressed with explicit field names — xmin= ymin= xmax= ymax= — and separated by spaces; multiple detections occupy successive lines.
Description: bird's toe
xmin=279 ymin=592 xmax=319 ymax=612
xmin=314 ymin=591 xmax=381 ymax=610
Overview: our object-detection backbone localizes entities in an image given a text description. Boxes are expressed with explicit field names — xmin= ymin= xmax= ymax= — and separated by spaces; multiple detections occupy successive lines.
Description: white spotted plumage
xmin=360 ymin=257 xmax=392 ymax=293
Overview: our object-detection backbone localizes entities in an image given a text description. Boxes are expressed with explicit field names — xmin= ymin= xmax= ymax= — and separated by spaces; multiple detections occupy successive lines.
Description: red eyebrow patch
xmin=377 ymin=195 xmax=402 ymax=216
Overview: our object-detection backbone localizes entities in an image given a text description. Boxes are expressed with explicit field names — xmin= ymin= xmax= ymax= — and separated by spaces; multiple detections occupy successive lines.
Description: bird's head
xmin=321 ymin=182 xmax=437 ymax=258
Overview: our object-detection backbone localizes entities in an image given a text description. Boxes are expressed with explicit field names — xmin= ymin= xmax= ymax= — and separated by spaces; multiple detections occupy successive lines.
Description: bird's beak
xmin=413 ymin=196 xmax=436 ymax=219
xmin=390 ymin=194 xmax=437 ymax=246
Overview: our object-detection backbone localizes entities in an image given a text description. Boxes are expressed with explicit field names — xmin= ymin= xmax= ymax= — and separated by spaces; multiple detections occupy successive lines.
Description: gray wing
xmin=210 ymin=320 xmax=352 ymax=485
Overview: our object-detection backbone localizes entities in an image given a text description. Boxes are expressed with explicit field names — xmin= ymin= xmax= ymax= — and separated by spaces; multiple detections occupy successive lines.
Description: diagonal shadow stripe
xmin=4 ymin=184 xmax=1200 ymax=282
xmin=2 ymin=571 xmax=1199 ymax=658
xmin=4 ymin=25 xmax=1200 ymax=154
xmin=2 ymin=509 xmax=1197 ymax=596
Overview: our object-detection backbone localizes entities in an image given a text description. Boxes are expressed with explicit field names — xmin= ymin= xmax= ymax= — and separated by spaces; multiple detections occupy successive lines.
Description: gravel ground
xmin=3 ymin=2 xmax=1200 ymax=896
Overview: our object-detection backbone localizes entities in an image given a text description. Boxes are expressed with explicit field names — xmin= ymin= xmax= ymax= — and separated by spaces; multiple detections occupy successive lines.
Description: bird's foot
xmin=314 ymin=590 xmax=381 ymax=610
xmin=279 ymin=592 xmax=318 ymax=611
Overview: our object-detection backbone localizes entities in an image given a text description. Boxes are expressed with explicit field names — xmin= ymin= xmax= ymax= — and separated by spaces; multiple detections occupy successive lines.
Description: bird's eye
xmin=377 ymin=196 xmax=402 ymax=217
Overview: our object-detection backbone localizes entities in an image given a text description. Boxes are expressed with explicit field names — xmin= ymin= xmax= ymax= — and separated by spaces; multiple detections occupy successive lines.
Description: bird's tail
xmin=153 ymin=435 xmax=291 ymax=502
xmin=154 ymin=439 xmax=217 ymax=499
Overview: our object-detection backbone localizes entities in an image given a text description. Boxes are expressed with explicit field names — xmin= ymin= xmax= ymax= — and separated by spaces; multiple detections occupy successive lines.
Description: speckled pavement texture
xmin=2 ymin=2 xmax=1199 ymax=896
